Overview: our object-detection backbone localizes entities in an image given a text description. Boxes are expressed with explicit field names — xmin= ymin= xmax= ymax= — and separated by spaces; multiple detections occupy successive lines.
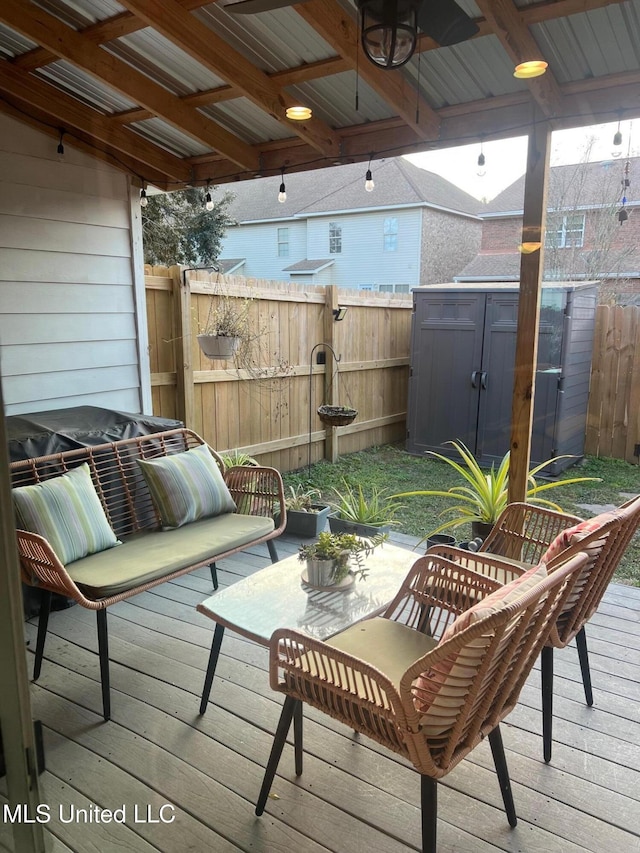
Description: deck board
xmin=11 ymin=532 xmax=640 ymax=853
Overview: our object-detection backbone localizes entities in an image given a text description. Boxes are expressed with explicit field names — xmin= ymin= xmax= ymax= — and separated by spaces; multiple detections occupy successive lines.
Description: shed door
xmin=406 ymin=291 xmax=485 ymax=456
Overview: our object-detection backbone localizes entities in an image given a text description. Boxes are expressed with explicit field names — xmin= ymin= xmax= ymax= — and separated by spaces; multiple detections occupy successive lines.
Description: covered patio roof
xmin=1 ymin=0 xmax=640 ymax=189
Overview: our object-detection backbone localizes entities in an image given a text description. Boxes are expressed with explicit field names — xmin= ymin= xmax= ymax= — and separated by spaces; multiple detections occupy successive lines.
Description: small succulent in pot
xmin=298 ymin=530 xmax=387 ymax=584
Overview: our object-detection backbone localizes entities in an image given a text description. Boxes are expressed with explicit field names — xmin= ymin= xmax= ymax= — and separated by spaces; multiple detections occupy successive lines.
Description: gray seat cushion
xmin=67 ymin=513 xmax=275 ymax=598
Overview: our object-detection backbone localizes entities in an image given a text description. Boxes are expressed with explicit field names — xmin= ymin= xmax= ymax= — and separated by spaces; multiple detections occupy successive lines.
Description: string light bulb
xmin=477 ymin=141 xmax=486 ymax=177
xmin=612 ymin=120 xmax=623 ymax=158
xmin=140 ymin=186 xmax=148 ymax=207
xmin=205 ymin=182 xmax=214 ymax=211
xmin=56 ymin=128 xmax=65 ymax=162
xmin=278 ymin=167 xmax=286 ymax=203
xmin=365 ymin=155 xmax=375 ymax=192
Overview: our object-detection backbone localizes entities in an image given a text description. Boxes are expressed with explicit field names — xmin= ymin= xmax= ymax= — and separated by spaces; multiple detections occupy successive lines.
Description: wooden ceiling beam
xmin=0 ymin=60 xmax=191 ymax=182
xmin=111 ymin=56 xmax=350 ymax=124
xmin=295 ymin=0 xmax=441 ymax=140
xmin=190 ymin=68 xmax=640 ymax=185
xmin=0 ymin=0 xmax=258 ymax=170
xmin=118 ymin=0 xmax=341 ymax=158
xmin=11 ymin=0 xmax=213 ymax=72
xmin=475 ymin=0 xmax=565 ymax=118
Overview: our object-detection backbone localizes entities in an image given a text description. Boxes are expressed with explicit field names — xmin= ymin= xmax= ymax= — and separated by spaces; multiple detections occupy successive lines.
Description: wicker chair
xmin=255 ymin=550 xmax=589 ymax=853
xmin=431 ymin=495 xmax=640 ymax=761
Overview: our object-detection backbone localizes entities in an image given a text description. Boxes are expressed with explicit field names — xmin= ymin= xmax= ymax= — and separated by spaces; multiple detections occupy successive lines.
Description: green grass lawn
xmin=283 ymin=443 xmax=640 ymax=586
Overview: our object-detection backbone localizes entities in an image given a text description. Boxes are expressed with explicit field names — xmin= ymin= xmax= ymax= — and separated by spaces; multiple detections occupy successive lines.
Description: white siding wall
xmin=0 ymin=115 xmax=146 ymax=415
xmin=219 ymin=220 xmax=308 ymax=280
xmin=305 ymin=210 xmax=422 ymax=289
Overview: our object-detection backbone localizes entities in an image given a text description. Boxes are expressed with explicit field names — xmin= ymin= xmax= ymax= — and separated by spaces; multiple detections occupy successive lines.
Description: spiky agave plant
xmin=393 ymin=440 xmax=600 ymax=541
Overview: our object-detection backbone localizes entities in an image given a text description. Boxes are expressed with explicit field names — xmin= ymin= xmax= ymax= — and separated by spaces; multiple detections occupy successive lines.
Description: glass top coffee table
xmin=196 ymin=541 xmax=417 ymax=714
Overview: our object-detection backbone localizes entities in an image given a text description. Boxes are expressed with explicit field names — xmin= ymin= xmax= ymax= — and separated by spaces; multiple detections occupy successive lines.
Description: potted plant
xmin=298 ymin=530 xmax=387 ymax=587
xmin=197 ymin=295 xmax=252 ymax=360
xmin=393 ymin=440 xmax=600 ymax=546
xmin=328 ymin=480 xmax=404 ymax=537
xmin=220 ymin=449 xmax=259 ymax=468
xmin=277 ymin=484 xmax=332 ymax=537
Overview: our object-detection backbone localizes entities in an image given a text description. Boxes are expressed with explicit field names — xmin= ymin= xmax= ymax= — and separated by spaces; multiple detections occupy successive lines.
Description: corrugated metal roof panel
xmin=199 ymin=98 xmax=289 ymax=144
xmin=108 ymin=29 xmax=226 ymax=96
xmin=287 ymin=72 xmax=395 ymax=128
xmin=194 ymin=4 xmax=335 ymax=73
xmin=0 ymin=23 xmax=37 ymax=57
xmin=130 ymin=117 xmax=212 ymax=157
xmin=35 ymin=60 xmax=138 ymax=112
xmin=409 ymin=36 xmax=526 ymax=110
xmin=532 ymin=3 xmax=640 ymax=83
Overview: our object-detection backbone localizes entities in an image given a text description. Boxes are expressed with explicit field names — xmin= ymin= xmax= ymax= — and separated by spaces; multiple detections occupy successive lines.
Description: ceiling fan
xmin=224 ymin=0 xmax=479 ymax=69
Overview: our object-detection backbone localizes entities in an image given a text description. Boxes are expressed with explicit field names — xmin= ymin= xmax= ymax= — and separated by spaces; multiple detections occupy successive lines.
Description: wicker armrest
xmin=269 ymin=627 xmax=411 ymax=726
xmin=426 ymin=544 xmax=529 ymax=583
xmin=482 ymin=502 xmax=583 ymax=563
xmin=15 ymin=529 xmax=84 ymax=603
xmin=382 ymin=555 xmax=503 ymax=637
xmin=224 ymin=465 xmax=286 ymax=527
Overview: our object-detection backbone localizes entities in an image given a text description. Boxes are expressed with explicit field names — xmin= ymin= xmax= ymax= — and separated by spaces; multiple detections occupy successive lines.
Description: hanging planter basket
xmin=197 ymin=334 xmax=241 ymax=360
xmin=317 ymin=405 xmax=358 ymax=426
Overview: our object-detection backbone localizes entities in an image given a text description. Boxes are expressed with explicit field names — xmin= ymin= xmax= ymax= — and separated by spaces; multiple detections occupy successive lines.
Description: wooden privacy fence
xmin=586 ymin=304 xmax=640 ymax=464
xmin=144 ymin=266 xmax=412 ymax=473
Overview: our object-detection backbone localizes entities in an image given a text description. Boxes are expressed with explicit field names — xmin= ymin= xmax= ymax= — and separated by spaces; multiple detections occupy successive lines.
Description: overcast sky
xmin=404 ymin=119 xmax=637 ymax=202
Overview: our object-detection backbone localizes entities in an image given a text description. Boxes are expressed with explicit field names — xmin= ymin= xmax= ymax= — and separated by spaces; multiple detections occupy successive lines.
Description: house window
xmin=329 ymin=222 xmax=342 ymax=254
xmin=383 ymin=217 xmax=398 ymax=251
xmin=277 ymin=227 xmax=289 ymax=257
xmin=545 ymin=214 xmax=585 ymax=248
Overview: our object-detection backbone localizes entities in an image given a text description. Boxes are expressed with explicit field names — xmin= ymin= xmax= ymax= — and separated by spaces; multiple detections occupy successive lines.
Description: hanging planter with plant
xmin=196 ymin=290 xmax=252 ymax=361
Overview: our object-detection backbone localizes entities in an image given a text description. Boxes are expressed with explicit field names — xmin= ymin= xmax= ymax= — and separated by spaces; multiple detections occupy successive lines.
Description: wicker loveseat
xmin=10 ymin=427 xmax=286 ymax=720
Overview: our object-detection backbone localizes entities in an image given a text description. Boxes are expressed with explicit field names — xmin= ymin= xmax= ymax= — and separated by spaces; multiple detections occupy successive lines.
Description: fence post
xmin=170 ymin=265 xmax=195 ymax=428
xmin=324 ymin=285 xmax=340 ymax=462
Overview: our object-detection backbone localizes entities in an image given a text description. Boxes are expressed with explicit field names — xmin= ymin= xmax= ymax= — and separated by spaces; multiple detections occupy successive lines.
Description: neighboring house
xmin=218 ymin=159 xmax=483 ymax=292
xmin=0 ymin=113 xmax=151 ymax=415
xmin=456 ymin=158 xmax=640 ymax=304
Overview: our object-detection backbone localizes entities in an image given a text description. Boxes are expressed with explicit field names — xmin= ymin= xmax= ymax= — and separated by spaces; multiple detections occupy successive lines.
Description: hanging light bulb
xmin=140 ymin=187 xmax=148 ymax=207
xmin=278 ymin=167 xmax=286 ymax=203
xmin=365 ymin=155 xmax=375 ymax=192
xmin=204 ymin=182 xmax=214 ymax=211
xmin=477 ymin=142 xmax=486 ymax=177
xmin=56 ymin=128 xmax=65 ymax=162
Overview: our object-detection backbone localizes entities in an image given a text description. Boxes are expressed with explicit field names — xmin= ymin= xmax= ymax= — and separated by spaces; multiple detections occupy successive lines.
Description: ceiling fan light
xmin=513 ymin=60 xmax=548 ymax=79
xmin=285 ymin=106 xmax=312 ymax=121
xmin=358 ymin=0 xmax=418 ymax=69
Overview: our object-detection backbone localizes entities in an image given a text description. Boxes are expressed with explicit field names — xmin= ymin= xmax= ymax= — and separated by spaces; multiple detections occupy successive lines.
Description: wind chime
xmin=617 ymin=128 xmax=632 ymax=225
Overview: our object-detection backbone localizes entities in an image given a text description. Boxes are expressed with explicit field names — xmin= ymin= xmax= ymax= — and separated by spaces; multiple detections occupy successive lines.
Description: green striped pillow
xmin=13 ymin=463 xmax=120 ymax=565
xmin=137 ymin=443 xmax=236 ymax=529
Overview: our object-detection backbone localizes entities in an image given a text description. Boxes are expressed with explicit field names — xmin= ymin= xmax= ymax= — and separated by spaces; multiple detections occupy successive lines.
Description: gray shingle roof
xmin=282 ymin=259 xmax=334 ymax=272
xmin=223 ymin=158 xmax=483 ymax=224
xmin=483 ymin=157 xmax=640 ymax=216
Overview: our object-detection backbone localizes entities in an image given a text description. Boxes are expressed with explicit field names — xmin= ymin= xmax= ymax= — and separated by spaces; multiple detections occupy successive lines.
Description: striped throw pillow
xmin=137 ymin=443 xmax=236 ymax=529
xmin=13 ymin=463 xmax=119 ymax=565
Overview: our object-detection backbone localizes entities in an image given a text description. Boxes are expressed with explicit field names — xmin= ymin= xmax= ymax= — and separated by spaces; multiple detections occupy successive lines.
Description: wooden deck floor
xmin=3 ymin=532 xmax=640 ymax=853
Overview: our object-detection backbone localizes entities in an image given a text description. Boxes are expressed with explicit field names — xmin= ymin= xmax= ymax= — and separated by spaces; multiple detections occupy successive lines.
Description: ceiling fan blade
xmin=417 ymin=0 xmax=479 ymax=46
xmin=224 ymin=0 xmax=307 ymax=13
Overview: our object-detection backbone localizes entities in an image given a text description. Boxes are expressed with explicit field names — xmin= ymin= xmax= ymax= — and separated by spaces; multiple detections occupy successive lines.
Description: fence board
xmin=145 ymin=269 xmax=412 ymax=472
xmin=586 ymin=304 xmax=640 ymax=462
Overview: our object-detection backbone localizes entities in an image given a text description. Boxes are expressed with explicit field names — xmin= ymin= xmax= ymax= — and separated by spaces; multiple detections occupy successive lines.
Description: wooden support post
xmin=0 ymin=377 xmax=47 ymax=853
xmin=324 ymin=285 xmax=340 ymax=463
xmin=170 ymin=265 xmax=195 ymax=429
xmin=509 ymin=122 xmax=551 ymax=503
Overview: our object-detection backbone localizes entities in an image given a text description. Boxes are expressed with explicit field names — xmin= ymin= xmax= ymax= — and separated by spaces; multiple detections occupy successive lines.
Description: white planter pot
xmin=197 ymin=334 xmax=240 ymax=360
xmin=305 ymin=558 xmax=338 ymax=587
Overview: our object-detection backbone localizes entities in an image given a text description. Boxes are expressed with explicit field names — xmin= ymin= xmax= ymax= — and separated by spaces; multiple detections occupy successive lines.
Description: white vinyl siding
xmin=219 ymin=220 xmax=307 ymax=280
xmin=0 ymin=114 xmax=145 ymax=415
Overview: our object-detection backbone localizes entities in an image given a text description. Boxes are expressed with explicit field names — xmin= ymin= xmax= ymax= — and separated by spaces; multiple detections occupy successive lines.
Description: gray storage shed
xmin=406 ymin=282 xmax=598 ymax=474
